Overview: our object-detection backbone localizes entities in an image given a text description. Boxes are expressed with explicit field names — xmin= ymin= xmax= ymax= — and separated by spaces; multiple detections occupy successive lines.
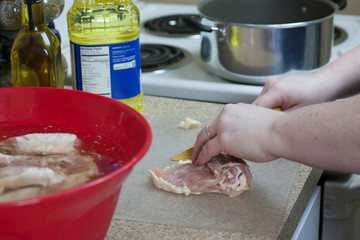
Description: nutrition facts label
xmin=71 ymin=39 xmax=141 ymax=101
xmin=80 ymin=46 xmax=111 ymax=97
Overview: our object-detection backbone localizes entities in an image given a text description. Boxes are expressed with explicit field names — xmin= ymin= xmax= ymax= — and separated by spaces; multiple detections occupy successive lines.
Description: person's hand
xmin=253 ymin=71 xmax=336 ymax=111
xmin=192 ymin=103 xmax=282 ymax=166
xmin=254 ymin=45 xmax=360 ymax=111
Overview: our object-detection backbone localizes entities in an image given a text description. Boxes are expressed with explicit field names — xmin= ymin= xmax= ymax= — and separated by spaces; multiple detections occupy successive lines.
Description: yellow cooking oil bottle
xmin=67 ymin=0 xmax=143 ymax=112
xmin=11 ymin=0 xmax=64 ymax=88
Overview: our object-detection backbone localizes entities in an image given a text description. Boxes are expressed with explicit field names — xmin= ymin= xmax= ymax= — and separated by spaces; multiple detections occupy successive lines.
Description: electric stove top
xmin=55 ymin=2 xmax=360 ymax=103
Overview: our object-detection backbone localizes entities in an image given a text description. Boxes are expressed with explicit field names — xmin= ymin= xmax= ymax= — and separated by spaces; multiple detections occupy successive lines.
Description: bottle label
xmin=70 ymin=39 xmax=141 ymax=100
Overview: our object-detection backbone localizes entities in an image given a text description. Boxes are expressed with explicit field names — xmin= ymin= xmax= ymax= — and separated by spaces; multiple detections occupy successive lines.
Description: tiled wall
xmin=143 ymin=0 xmax=360 ymax=15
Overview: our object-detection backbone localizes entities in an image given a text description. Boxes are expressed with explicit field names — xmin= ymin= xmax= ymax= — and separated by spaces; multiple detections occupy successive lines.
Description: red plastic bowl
xmin=0 ymin=87 xmax=152 ymax=240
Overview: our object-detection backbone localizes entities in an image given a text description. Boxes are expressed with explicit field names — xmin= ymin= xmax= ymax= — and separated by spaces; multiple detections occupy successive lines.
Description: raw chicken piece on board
xmin=149 ymin=154 xmax=252 ymax=197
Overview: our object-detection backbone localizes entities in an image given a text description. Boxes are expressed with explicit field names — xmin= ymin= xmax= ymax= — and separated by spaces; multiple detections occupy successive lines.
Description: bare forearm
xmin=271 ymin=94 xmax=360 ymax=173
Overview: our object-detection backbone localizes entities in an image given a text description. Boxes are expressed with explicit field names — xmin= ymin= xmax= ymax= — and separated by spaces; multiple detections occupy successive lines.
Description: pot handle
xmin=180 ymin=15 xmax=218 ymax=32
xmin=331 ymin=0 xmax=347 ymax=10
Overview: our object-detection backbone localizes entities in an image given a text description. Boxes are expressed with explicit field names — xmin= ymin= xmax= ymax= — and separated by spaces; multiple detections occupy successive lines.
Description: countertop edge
xmin=277 ymin=167 xmax=323 ymax=240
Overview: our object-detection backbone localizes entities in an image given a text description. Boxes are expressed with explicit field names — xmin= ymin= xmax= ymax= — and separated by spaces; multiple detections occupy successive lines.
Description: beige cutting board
xmin=114 ymin=116 xmax=299 ymax=237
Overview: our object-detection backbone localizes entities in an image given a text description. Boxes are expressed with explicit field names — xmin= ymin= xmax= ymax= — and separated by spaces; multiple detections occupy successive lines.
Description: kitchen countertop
xmin=105 ymin=95 xmax=323 ymax=240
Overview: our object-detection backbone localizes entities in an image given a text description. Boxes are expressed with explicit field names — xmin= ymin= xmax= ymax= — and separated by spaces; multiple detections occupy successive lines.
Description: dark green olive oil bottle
xmin=11 ymin=0 xmax=63 ymax=88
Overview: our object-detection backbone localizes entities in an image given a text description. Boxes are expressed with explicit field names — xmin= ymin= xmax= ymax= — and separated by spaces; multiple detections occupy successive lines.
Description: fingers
xmin=205 ymin=125 xmax=211 ymax=138
xmin=192 ymin=103 xmax=281 ymax=166
xmin=253 ymin=90 xmax=283 ymax=109
xmin=192 ymin=123 xmax=217 ymax=165
xmin=253 ymin=77 xmax=287 ymax=109
xmin=194 ymin=137 xmax=222 ymax=166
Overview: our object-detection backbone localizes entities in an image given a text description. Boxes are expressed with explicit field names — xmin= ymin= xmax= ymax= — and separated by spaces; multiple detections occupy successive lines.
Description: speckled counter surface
xmin=105 ymin=95 xmax=323 ymax=240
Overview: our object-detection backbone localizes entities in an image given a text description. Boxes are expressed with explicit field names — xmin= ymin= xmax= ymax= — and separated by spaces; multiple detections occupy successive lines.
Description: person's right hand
xmin=253 ymin=71 xmax=337 ymax=111
xmin=254 ymin=45 xmax=360 ymax=111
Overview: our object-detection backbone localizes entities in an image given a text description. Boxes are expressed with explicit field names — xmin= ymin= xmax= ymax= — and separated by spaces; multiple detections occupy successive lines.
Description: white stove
xmin=56 ymin=1 xmax=360 ymax=104
xmin=138 ymin=3 xmax=360 ymax=103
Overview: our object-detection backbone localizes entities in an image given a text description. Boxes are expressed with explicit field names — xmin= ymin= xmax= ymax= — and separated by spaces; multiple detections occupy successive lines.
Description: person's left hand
xmin=192 ymin=103 xmax=283 ymax=165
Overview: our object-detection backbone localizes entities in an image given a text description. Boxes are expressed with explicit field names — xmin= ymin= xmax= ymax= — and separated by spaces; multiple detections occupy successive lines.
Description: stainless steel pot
xmin=184 ymin=0 xmax=345 ymax=85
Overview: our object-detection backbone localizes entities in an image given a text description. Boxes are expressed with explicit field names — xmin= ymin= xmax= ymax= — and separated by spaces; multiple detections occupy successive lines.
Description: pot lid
xmin=198 ymin=0 xmax=335 ymax=25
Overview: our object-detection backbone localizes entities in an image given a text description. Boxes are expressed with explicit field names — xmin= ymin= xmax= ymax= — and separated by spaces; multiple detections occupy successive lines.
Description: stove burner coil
xmin=143 ymin=14 xmax=201 ymax=37
xmin=141 ymin=44 xmax=192 ymax=73
xmin=334 ymin=26 xmax=348 ymax=46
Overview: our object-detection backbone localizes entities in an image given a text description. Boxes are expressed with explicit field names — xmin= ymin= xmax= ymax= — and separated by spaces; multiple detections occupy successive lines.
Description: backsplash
xmin=340 ymin=0 xmax=360 ymax=15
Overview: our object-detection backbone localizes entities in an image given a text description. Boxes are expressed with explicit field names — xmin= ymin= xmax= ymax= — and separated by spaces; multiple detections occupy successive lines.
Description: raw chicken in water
xmin=0 ymin=133 xmax=100 ymax=202
xmin=0 ymin=133 xmax=80 ymax=155
xmin=149 ymin=154 xmax=252 ymax=197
